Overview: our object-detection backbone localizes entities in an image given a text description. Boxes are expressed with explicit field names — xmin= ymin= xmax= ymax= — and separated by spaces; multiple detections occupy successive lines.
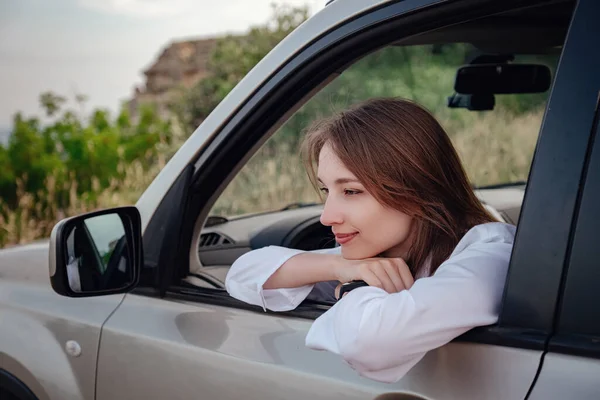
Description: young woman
xmin=225 ymin=98 xmax=516 ymax=383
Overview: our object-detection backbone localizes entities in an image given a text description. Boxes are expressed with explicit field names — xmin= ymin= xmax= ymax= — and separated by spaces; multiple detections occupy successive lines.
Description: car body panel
xmin=0 ymin=242 xmax=53 ymax=285
xmin=96 ymin=294 xmax=541 ymax=400
xmin=528 ymin=353 xmax=600 ymax=400
xmin=0 ymin=243 xmax=124 ymax=400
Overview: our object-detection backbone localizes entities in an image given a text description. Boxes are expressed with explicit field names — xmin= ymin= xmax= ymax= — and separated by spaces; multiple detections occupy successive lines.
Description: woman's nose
xmin=320 ymin=197 xmax=343 ymax=226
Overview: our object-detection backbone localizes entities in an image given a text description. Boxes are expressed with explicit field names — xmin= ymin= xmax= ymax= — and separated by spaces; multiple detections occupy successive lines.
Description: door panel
xmin=0 ymin=281 xmax=123 ymax=400
xmin=528 ymin=354 xmax=600 ymax=400
xmin=528 ymin=0 xmax=600 ymax=398
xmin=96 ymin=294 xmax=541 ymax=400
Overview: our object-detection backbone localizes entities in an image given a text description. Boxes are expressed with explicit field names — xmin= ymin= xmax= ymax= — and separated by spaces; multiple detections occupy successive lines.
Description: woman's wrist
xmin=330 ymin=254 xmax=355 ymax=283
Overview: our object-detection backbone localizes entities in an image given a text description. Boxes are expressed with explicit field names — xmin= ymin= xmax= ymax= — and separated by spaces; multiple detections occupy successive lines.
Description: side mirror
xmin=49 ymin=206 xmax=143 ymax=297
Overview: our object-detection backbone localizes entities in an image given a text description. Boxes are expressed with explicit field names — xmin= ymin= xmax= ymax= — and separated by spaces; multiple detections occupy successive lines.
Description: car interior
xmin=179 ymin=0 xmax=575 ymax=298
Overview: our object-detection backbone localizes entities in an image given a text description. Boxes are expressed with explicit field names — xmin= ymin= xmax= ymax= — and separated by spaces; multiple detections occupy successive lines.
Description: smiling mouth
xmin=335 ymin=232 xmax=358 ymax=245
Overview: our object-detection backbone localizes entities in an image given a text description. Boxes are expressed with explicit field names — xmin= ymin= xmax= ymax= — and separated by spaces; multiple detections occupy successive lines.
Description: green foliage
xmin=0 ymin=141 xmax=16 ymax=204
xmin=0 ymin=92 xmax=171 ymax=214
xmin=6 ymin=114 xmax=63 ymax=205
xmin=40 ymin=91 xmax=67 ymax=117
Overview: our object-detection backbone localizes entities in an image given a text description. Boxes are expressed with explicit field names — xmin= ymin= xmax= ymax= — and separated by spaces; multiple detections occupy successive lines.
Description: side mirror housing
xmin=49 ymin=206 xmax=143 ymax=297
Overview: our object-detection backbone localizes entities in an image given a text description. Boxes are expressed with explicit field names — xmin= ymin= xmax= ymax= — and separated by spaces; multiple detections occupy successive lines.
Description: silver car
xmin=2 ymin=0 xmax=600 ymax=399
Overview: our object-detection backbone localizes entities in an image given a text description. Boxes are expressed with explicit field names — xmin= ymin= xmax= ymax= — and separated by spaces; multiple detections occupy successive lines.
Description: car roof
xmin=397 ymin=1 xmax=574 ymax=54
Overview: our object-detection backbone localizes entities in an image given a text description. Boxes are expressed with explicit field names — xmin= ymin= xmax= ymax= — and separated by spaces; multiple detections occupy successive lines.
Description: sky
xmin=0 ymin=0 xmax=324 ymax=140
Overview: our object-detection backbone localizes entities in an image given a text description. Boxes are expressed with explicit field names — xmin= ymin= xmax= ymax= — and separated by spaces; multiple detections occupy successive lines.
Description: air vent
xmin=199 ymin=232 xmax=232 ymax=248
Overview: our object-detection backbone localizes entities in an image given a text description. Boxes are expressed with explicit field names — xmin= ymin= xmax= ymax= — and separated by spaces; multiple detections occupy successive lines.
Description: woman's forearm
xmin=263 ymin=252 xmax=342 ymax=289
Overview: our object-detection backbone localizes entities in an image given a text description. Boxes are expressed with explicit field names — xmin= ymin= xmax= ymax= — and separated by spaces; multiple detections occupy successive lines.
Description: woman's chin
xmin=340 ymin=246 xmax=379 ymax=260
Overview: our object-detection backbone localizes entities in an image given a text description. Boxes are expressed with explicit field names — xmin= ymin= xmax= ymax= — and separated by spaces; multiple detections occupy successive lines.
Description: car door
xmin=529 ymin=100 xmax=600 ymax=400
xmin=528 ymin=3 xmax=600 ymax=396
xmin=94 ymin=0 xmax=587 ymax=399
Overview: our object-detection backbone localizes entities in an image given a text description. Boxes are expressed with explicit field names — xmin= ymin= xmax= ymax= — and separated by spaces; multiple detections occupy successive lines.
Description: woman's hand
xmin=334 ymin=257 xmax=414 ymax=298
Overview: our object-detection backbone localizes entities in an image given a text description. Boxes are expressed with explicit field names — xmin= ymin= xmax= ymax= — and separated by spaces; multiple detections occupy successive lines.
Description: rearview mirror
xmin=455 ymin=64 xmax=551 ymax=94
xmin=49 ymin=206 xmax=142 ymax=297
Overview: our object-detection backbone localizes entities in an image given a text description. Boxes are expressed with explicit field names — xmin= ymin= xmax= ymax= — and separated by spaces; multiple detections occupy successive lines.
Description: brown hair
xmin=301 ymin=98 xmax=496 ymax=278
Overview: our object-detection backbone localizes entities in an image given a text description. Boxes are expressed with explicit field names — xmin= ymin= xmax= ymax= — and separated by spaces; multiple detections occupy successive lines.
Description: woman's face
xmin=317 ymin=143 xmax=414 ymax=260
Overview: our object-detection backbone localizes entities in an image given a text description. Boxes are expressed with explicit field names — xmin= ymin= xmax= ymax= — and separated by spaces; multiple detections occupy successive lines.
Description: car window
xmin=210 ymin=44 xmax=559 ymax=218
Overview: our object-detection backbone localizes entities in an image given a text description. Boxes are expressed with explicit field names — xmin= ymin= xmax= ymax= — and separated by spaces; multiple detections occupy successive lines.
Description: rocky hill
xmin=127 ymin=37 xmax=218 ymax=119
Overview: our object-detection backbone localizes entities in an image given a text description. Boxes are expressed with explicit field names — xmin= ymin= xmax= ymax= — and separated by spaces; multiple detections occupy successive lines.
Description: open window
xmin=161 ymin=1 xmax=575 ymax=316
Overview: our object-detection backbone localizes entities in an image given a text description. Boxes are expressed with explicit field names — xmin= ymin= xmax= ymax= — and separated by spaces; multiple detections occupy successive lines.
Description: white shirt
xmin=225 ymin=222 xmax=516 ymax=383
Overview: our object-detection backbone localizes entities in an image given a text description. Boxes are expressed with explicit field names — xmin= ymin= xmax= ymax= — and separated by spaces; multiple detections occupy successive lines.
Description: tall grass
xmin=450 ymin=108 xmax=542 ymax=185
xmin=0 ymin=153 xmax=168 ymax=248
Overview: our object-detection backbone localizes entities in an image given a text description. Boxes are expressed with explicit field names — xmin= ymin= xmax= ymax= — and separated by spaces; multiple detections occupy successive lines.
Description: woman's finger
xmin=382 ymin=260 xmax=406 ymax=292
xmin=369 ymin=264 xmax=397 ymax=293
xmin=360 ymin=267 xmax=385 ymax=291
xmin=393 ymin=258 xmax=415 ymax=289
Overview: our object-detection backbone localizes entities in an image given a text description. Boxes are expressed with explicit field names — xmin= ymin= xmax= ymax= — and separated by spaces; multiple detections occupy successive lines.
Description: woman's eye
xmin=319 ymin=187 xmax=329 ymax=194
xmin=344 ymin=189 xmax=361 ymax=196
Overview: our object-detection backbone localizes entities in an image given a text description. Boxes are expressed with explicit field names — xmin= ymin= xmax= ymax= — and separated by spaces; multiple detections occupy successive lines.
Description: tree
xmin=40 ymin=92 xmax=67 ymax=117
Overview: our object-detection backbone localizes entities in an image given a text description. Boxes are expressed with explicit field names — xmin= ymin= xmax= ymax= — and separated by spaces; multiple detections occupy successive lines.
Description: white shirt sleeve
xmin=225 ymin=245 xmax=342 ymax=311
xmin=305 ymin=223 xmax=515 ymax=383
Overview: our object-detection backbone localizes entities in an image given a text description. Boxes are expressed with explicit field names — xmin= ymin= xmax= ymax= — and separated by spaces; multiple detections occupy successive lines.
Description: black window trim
xmin=547 ymin=5 xmax=600 ymax=357
xmin=549 ymin=111 xmax=600 ymax=356
xmin=548 ymin=118 xmax=600 ymax=359
xmin=500 ymin=0 xmax=599 ymax=340
xmin=137 ymin=0 xmax=582 ymax=352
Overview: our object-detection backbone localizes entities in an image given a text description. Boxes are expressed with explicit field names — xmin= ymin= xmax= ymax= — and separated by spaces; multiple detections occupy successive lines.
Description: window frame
xmin=545 ymin=0 xmax=600 ymax=355
xmin=498 ymin=0 xmax=600 ymax=345
xmin=548 ymin=110 xmax=600 ymax=360
xmin=137 ymin=0 xmax=585 ymax=352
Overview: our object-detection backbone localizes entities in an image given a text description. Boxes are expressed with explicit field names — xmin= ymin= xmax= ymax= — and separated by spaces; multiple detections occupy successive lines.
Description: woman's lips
xmin=335 ymin=232 xmax=358 ymax=245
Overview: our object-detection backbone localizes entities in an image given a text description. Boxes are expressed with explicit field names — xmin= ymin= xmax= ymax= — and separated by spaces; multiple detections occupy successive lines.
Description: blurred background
xmin=0 ymin=0 xmax=551 ymax=248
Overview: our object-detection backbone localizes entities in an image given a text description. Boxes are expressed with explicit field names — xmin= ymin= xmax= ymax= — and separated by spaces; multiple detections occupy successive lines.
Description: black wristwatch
xmin=338 ymin=280 xmax=369 ymax=299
